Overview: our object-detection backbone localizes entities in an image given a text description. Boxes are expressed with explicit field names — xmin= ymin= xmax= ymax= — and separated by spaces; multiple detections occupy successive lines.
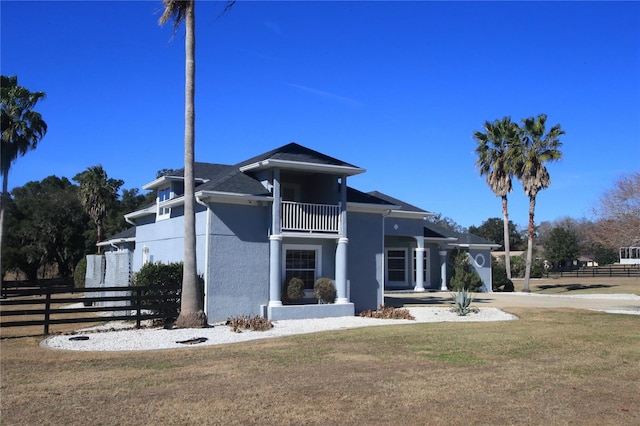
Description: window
xmin=283 ymin=245 xmax=321 ymax=290
xmin=386 ymin=248 xmax=407 ymax=283
xmin=158 ymin=186 xmax=171 ymax=218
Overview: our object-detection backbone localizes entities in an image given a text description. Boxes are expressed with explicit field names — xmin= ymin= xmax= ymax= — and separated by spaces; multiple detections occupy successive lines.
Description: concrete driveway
xmin=384 ymin=291 xmax=640 ymax=314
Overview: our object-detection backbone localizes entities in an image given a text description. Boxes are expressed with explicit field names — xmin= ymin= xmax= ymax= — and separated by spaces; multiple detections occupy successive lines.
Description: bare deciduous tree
xmin=592 ymin=172 xmax=640 ymax=249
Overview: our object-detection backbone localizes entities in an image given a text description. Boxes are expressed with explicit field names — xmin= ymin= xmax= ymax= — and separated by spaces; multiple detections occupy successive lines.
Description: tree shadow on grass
xmin=535 ymin=283 xmax=616 ymax=292
xmin=384 ymin=295 xmax=451 ymax=307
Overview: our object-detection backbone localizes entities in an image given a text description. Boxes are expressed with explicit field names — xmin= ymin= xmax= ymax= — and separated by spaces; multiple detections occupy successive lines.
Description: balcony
xmin=281 ymin=201 xmax=340 ymax=233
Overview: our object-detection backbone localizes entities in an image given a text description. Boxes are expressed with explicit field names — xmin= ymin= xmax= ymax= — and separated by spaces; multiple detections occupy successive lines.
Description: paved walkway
xmin=385 ymin=291 xmax=640 ymax=313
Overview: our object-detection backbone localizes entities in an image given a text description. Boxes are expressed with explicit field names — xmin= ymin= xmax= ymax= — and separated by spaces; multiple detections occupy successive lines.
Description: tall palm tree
xmin=158 ymin=0 xmax=234 ymax=328
xmin=514 ymin=114 xmax=564 ymax=292
xmin=473 ymin=117 xmax=519 ymax=281
xmin=73 ymin=165 xmax=123 ymax=253
xmin=1 ymin=75 xmax=47 ymax=285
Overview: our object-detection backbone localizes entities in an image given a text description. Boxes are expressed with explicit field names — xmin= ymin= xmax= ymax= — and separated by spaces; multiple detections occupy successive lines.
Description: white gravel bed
xmin=41 ymin=307 xmax=517 ymax=352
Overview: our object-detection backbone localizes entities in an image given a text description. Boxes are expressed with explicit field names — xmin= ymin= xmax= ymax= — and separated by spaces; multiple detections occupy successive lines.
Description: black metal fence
xmin=0 ymin=284 xmax=180 ymax=335
xmin=547 ymin=265 xmax=639 ymax=278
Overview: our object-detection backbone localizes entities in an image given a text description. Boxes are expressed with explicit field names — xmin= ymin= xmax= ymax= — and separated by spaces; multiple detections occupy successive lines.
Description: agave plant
xmin=450 ymin=288 xmax=479 ymax=316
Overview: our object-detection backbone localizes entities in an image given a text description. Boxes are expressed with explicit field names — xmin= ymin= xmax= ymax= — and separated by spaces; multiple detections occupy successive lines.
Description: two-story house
xmin=109 ymin=142 xmax=497 ymax=323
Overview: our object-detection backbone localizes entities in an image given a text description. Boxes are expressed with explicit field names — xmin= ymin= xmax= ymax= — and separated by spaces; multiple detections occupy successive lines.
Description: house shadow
xmin=534 ymin=283 xmax=615 ymax=292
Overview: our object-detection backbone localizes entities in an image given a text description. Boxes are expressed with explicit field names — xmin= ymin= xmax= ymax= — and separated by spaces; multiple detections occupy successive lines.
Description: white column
xmin=268 ymin=235 xmax=282 ymax=306
xmin=268 ymin=169 xmax=282 ymax=307
xmin=414 ymin=247 xmax=426 ymax=292
xmin=339 ymin=175 xmax=347 ymax=236
xmin=335 ymin=237 xmax=349 ymax=304
xmin=439 ymin=250 xmax=448 ymax=291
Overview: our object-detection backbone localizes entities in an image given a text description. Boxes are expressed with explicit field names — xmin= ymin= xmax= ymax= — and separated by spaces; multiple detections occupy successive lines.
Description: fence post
xmin=44 ymin=288 xmax=51 ymax=335
xmin=135 ymin=287 xmax=142 ymax=329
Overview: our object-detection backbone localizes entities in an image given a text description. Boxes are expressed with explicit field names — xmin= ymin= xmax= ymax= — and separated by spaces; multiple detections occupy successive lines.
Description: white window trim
xmin=385 ymin=247 xmax=408 ymax=284
xmin=157 ymin=186 xmax=172 ymax=220
xmin=283 ymin=243 xmax=322 ymax=295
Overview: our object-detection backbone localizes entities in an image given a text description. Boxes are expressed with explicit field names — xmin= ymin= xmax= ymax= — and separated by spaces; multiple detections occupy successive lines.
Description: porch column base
xmin=269 ymin=235 xmax=283 ymax=306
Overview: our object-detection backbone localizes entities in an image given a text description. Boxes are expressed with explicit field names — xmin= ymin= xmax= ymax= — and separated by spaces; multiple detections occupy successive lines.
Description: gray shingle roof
xmin=367 ymin=191 xmax=497 ymax=247
xmin=347 ymin=187 xmax=397 ymax=206
xmin=102 ymin=227 xmax=136 ymax=241
xmin=366 ymin=191 xmax=428 ymax=213
xmin=238 ymin=142 xmax=361 ymax=169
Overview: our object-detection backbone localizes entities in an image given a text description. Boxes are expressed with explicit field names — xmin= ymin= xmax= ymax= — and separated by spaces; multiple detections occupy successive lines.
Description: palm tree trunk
xmin=176 ymin=0 xmax=206 ymax=328
xmin=501 ymin=195 xmax=512 ymax=281
xmin=523 ymin=195 xmax=536 ymax=292
xmin=97 ymin=221 xmax=103 ymax=254
xmin=0 ymin=168 xmax=8 ymax=287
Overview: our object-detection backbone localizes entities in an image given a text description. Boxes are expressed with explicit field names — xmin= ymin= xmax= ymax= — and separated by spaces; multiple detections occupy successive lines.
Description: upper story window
xmin=157 ymin=186 xmax=172 ymax=219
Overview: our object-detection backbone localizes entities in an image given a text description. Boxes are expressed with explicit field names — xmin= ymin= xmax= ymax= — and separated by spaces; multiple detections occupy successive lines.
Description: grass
xmin=519 ymin=276 xmax=640 ymax=295
xmin=1 ymin=277 xmax=639 ymax=424
xmin=1 ymin=308 xmax=639 ymax=425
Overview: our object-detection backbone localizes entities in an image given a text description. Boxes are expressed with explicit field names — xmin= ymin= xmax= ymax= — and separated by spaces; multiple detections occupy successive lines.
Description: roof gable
xmin=238 ymin=142 xmax=365 ymax=176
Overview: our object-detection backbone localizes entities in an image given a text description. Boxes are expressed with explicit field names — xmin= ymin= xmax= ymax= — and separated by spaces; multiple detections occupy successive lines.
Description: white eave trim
xmin=386 ymin=210 xmax=431 ymax=219
xmin=196 ymin=191 xmax=272 ymax=206
xmin=124 ymin=205 xmax=156 ymax=221
xmin=97 ymin=237 xmax=135 ymax=247
xmin=142 ymin=175 xmax=208 ymax=190
xmin=425 ymin=237 xmax=458 ymax=243
xmin=239 ymin=159 xmax=365 ymax=176
xmin=346 ymin=202 xmax=401 ymax=213
xmin=448 ymin=243 xmax=501 ymax=250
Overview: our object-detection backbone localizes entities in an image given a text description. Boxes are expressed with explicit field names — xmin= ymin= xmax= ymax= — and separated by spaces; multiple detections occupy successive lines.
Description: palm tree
xmin=473 ymin=117 xmax=519 ymax=281
xmin=73 ymin=165 xmax=124 ymax=253
xmin=1 ymin=75 xmax=47 ymax=285
xmin=158 ymin=0 xmax=234 ymax=328
xmin=514 ymin=114 xmax=564 ymax=292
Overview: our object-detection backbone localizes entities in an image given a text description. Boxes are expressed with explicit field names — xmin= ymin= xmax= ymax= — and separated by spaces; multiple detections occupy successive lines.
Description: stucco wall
xmin=131 ymin=205 xmax=207 ymax=274
xmin=468 ymin=248 xmax=493 ymax=292
xmin=347 ymin=211 xmax=384 ymax=312
xmin=206 ymin=203 xmax=270 ymax=322
xmin=383 ymin=216 xmax=425 ymax=238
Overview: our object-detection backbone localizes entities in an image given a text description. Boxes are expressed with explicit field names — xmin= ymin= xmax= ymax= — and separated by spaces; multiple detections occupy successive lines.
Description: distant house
xmin=576 ymin=255 xmax=598 ymax=268
xmin=620 ymin=247 xmax=640 ymax=265
xmin=100 ymin=142 xmax=498 ymax=323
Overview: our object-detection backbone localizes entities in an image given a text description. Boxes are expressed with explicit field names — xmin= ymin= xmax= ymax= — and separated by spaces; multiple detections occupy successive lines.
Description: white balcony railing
xmin=281 ymin=201 xmax=340 ymax=233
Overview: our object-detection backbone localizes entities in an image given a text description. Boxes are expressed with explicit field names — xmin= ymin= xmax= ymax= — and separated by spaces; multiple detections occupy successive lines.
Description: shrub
xmin=449 ymin=251 xmax=483 ymax=292
xmin=450 ymin=288 xmax=479 ymax=316
xmin=131 ymin=262 xmax=184 ymax=322
xmin=313 ymin=277 xmax=336 ymax=304
xmin=285 ymin=277 xmax=305 ymax=303
xmin=491 ymin=257 xmax=513 ymax=291
xmin=531 ymin=259 xmax=545 ymax=278
xmin=360 ymin=305 xmax=415 ymax=320
xmin=73 ymin=257 xmax=87 ymax=289
xmin=510 ymin=255 xmax=526 ymax=278
xmin=226 ymin=315 xmax=274 ymax=333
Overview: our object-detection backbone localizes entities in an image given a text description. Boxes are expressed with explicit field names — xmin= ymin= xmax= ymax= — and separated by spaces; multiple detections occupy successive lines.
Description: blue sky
xmin=2 ymin=1 xmax=639 ymax=230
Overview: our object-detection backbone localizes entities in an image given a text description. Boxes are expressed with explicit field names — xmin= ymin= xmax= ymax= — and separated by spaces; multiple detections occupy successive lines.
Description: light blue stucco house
xmin=105 ymin=142 xmax=498 ymax=323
